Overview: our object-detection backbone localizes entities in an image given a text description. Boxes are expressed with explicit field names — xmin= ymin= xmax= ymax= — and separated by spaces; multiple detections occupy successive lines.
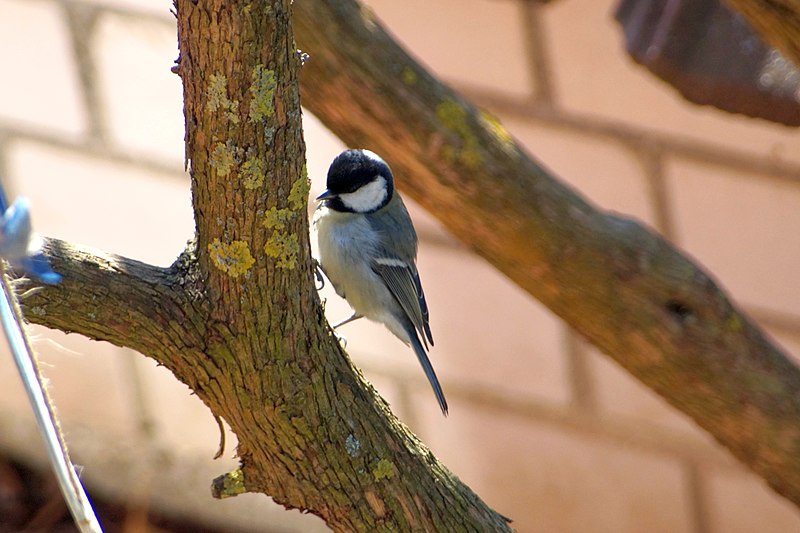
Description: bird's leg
xmin=329 ymin=314 xmax=362 ymax=348
xmin=334 ymin=332 xmax=348 ymax=348
xmin=332 ymin=313 xmax=363 ymax=329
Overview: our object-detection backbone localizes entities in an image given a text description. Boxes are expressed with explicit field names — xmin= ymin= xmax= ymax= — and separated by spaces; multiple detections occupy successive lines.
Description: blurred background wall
xmin=1 ymin=0 xmax=800 ymax=531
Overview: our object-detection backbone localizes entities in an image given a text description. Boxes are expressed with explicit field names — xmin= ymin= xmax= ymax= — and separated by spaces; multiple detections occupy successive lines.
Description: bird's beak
xmin=316 ymin=189 xmax=336 ymax=201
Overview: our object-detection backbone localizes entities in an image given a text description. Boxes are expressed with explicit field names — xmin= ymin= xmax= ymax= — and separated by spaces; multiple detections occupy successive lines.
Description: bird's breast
xmin=315 ymin=209 xmax=375 ymax=289
xmin=314 ymin=208 xmax=394 ymax=319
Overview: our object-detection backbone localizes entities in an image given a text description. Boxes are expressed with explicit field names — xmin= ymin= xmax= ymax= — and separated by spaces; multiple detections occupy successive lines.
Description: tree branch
xmin=293 ymin=0 xmax=800 ymax=507
xmin=21 ymin=238 xmax=204 ymax=362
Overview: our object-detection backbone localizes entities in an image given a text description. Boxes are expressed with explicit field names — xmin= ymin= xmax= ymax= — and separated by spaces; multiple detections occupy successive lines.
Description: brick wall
xmin=1 ymin=0 xmax=799 ymax=532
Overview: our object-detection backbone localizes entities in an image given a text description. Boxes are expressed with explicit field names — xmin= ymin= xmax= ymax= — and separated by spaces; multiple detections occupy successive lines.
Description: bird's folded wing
xmin=372 ymin=258 xmax=434 ymax=348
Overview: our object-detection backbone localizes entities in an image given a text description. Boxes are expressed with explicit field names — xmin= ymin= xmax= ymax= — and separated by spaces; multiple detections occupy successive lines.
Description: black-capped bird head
xmin=316 ymin=149 xmax=395 ymax=213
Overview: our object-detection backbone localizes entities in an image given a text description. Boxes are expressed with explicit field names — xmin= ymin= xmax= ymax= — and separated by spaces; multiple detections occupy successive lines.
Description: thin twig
xmin=213 ymin=414 xmax=226 ymax=460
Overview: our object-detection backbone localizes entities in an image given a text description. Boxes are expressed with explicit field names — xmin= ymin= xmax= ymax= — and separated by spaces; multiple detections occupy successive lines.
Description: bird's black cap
xmin=325 ymin=149 xmax=394 ymax=195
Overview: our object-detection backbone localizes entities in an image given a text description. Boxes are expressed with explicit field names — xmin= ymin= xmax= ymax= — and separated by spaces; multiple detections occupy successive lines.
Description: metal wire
xmin=0 ymin=266 xmax=103 ymax=533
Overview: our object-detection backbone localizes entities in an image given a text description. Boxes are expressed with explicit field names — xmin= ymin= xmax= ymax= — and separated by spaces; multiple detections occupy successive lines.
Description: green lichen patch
xmin=726 ymin=314 xmax=744 ymax=332
xmin=259 ymin=170 xmax=308 ymax=269
xmin=217 ymin=468 xmax=246 ymax=498
xmin=479 ymin=110 xmax=515 ymax=152
xmin=208 ymin=238 xmax=255 ymax=277
xmin=436 ymin=97 xmax=483 ymax=168
xmin=263 ymin=207 xmax=294 ymax=230
xmin=241 ymin=156 xmax=265 ymax=189
xmin=249 ymin=64 xmax=277 ymax=123
xmin=372 ymin=458 xmax=395 ymax=482
xmin=210 ymin=142 xmax=236 ymax=177
xmin=264 ymin=232 xmax=298 ymax=269
xmin=207 ymin=73 xmax=240 ymax=124
xmin=401 ymin=66 xmax=418 ymax=86
xmin=207 ymin=74 xmax=228 ymax=111
xmin=288 ymin=174 xmax=310 ymax=210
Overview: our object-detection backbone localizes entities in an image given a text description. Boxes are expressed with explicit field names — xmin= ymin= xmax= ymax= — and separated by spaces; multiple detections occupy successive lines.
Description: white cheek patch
xmin=339 ymin=176 xmax=388 ymax=212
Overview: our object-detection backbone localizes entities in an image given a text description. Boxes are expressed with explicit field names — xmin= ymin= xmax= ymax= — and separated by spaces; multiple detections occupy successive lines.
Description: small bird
xmin=313 ymin=149 xmax=448 ymax=415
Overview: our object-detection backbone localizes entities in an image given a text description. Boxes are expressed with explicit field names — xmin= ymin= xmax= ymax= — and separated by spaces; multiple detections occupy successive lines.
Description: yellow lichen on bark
xmin=288 ymin=172 xmax=310 ymax=210
xmin=241 ymin=155 xmax=265 ymax=189
xmin=264 ymin=232 xmax=298 ymax=269
xmin=372 ymin=458 xmax=396 ymax=481
xmin=249 ymin=65 xmax=277 ymax=123
xmin=436 ymin=97 xmax=483 ymax=168
xmin=210 ymin=142 xmax=237 ymax=176
xmin=479 ymin=110 xmax=515 ymax=154
xmin=207 ymin=73 xmax=240 ymax=124
xmin=208 ymin=239 xmax=255 ymax=277
xmin=263 ymin=207 xmax=293 ymax=230
xmin=260 ymin=174 xmax=309 ymax=267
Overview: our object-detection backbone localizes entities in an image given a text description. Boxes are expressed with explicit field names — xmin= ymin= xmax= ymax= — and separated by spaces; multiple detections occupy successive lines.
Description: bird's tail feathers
xmin=409 ymin=333 xmax=448 ymax=415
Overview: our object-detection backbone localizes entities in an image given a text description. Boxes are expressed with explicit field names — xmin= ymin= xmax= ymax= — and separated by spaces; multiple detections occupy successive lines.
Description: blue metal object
xmin=0 ymin=197 xmax=61 ymax=284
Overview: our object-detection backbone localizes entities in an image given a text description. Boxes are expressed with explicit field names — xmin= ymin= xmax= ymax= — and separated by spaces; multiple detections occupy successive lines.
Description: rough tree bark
xmin=291 ymin=0 xmax=800 ymax=509
xmin=15 ymin=0 xmax=800 ymax=528
xmin=18 ymin=1 xmax=511 ymax=532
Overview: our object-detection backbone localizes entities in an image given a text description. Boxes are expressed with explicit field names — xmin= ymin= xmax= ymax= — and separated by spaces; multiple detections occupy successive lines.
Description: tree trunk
xmin=20 ymin=1 xmax=511 ymax=531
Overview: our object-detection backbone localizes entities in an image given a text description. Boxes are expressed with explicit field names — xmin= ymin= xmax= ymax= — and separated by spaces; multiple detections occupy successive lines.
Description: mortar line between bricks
xmin=58 ymin=0 xmax=174 ymax=27
xmin=61 ymin=0 xmax=107 ymax=144
xmin=0 ymin=125 xmax=186 ymax=178
xmin=458 ymin=86 xmax=800 ymax=184
xmin=521 ymin=1 xmax=556 ymax=106
xmin=355 ymin=357 xmax=740 ymax=471
xmin=564 ymin=327 xmax=597 ymax=413
xmin=639 ymin=145 xmax=678 ymax=241
xmin=686 ymin=461 xmax=712 ymax=533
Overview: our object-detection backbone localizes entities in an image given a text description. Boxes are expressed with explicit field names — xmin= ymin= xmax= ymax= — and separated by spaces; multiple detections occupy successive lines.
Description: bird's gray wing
xmin=369 ymin=194 xmax=433 ymax=347
xmin=410 ymin=266 xmax=433 ymax=346
xmin=371 ymin=258 xmax=434 ymax=348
